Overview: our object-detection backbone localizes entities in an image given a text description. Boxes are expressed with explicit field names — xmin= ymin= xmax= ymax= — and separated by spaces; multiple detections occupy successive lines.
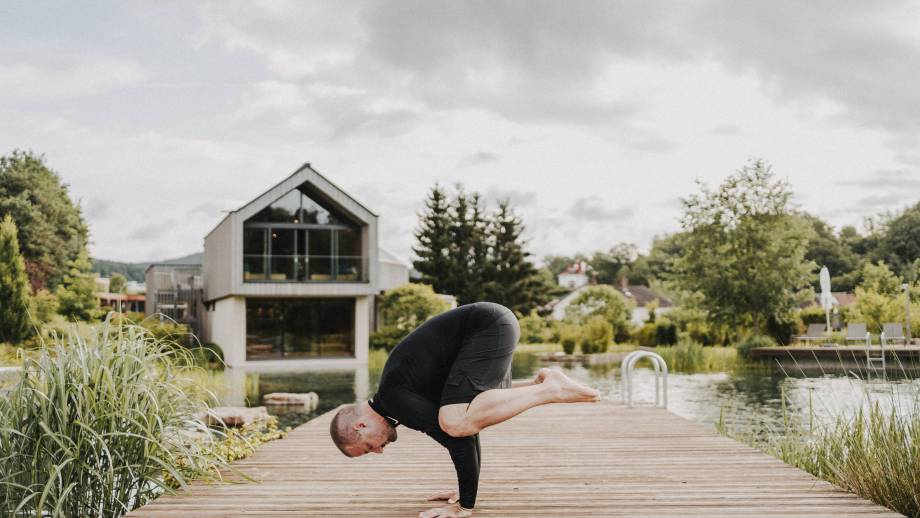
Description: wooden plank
xmin=127 ymin=404 xmax=903 ymax=517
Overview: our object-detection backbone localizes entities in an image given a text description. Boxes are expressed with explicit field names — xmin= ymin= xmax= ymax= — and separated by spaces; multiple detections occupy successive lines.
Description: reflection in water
xmin=216 ymin=351 xmax=920 ymax=434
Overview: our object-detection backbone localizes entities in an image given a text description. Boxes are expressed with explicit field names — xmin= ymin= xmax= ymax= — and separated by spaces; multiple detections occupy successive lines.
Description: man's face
xmin=346 ymin=419 xmax=398 ymax=457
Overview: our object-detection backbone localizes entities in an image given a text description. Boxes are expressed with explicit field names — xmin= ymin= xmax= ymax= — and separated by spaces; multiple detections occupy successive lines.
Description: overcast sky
xmin=3 ymin=1 xmax=919 ymax=264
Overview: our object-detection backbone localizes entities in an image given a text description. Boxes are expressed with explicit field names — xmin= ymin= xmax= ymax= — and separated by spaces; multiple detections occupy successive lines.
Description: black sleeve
xmin=427 ymin=430 xmax=480 ymax=509
xmin=384 ymin=388 xmax=481 ymax=509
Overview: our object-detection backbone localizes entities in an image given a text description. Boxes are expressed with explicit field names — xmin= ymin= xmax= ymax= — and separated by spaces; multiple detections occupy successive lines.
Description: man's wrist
xmin=457 ymin=503 xmax=473 ymax=514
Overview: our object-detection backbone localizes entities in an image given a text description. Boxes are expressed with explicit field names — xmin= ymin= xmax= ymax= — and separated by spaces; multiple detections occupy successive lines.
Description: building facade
xmin=202 ymin=163 xmax=401 ymax=368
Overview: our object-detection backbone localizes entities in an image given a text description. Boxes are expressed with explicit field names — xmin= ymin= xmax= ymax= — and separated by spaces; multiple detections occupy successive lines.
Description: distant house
xmin=199 ymin=163 xmax=408 ymax=368
xmin=558 ymin=261 xmax=590 ymax=289
xmin=618 ymin=280 xmax=674 ymax=325
xmin=549 ymin=280 xmax=673 ymax=325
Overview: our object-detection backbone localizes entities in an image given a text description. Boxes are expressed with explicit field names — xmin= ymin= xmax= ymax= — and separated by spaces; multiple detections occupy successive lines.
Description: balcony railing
xmin=243 ymin=254 xmax=367 ymax=282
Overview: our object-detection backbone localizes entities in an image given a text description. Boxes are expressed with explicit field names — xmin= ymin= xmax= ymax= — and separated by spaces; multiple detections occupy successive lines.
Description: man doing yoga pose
xmin=329 ymin=302 xmax=601 ymax=518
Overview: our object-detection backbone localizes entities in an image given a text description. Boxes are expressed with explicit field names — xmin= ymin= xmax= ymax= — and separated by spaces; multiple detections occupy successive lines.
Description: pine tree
xmin=412 ymin=184 xmax=454 ymax=295
xmin=56 ymin=250 xmax=100 ymax=321
xmin=0 ymin=215 xmax=32 ymax=342
xmin=483 ymin=201 xmax=547 ymax=313
xmin=449 ymin=190 xmax=490 ymax=304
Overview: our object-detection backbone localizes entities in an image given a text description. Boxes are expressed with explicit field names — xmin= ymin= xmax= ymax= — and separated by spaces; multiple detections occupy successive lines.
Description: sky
xmin=2 ymin=1 xmax=919 ymax=264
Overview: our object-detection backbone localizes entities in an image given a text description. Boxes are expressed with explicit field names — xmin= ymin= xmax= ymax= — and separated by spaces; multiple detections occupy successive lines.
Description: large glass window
xmin=245 ymin=298 xmax=355 ymax=360
xmin=242 ymin=183 xmax=366 ymax=282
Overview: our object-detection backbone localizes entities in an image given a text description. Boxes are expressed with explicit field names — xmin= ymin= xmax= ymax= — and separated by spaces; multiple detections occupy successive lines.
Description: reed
xmin=0 ymin=319 xmax=230 ymax=517
xmin=722 ymin=385 xmax=920 ymax=518
xmin=655 ymin=342 xmax=738 ymax=372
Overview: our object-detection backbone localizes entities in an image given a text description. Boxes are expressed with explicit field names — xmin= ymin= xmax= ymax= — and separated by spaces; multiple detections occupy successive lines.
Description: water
xmin=218 ymin=352 xmax=920 ymax=433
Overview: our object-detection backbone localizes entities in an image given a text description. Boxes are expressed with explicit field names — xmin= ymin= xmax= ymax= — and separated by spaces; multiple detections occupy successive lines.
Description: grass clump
xmin=0 ymin=319 xmax=232 ymax=517
xmin=768 ymin=404 xmax=920 ymax=517
xmin=655 ymin=341 xmax=738 ymax=372
xmin=722 ymin=388 xmax=920 ymax=518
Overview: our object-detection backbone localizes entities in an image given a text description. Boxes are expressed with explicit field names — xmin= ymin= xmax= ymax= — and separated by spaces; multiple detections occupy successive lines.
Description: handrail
xmin=621 ymin=350 xmax=668 ymax=408
xmin=867 ymin=331 xmax=886 ymax=372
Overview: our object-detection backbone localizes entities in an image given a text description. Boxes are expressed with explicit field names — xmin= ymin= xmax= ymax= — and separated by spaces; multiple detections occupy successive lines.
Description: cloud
xmin=0 ymin=43 xmax=146 ymax=100
xmin=711 ymin=125 xmax=743 ymax=136
xmin=483 ymin=186 xmax=537 ymax=208
xmin=844 ymin=169 xmax=920 ymax=190
xmin=128 ymin=220 xmax=177 ymax=241
xmin=567 ymin=197 xmax=634 ymax=221
xmin=194 ymin=0 xmax=920 ymax=157
xmin=459 ymin=151 xmax=500 ymax=168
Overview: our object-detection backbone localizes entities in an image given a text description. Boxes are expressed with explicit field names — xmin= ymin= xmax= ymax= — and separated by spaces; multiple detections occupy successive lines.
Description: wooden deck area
xmin=128 ymin=403 xmax=902 ymax=517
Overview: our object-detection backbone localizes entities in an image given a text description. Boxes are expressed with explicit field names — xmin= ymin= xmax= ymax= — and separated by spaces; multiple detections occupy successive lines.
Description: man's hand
xmin=419 ymin=503 xmax=472 ymax=518
xmin=426 ymin=490 xmax=459 ymax=504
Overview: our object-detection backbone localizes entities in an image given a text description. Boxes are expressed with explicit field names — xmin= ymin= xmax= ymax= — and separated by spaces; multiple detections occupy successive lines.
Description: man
xmin=329 ymin=302 xmax=601 ymax=518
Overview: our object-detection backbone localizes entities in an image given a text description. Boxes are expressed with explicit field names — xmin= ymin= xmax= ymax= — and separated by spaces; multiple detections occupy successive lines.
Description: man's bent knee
xmin=438 ymin=404 xmax=479 ymax=437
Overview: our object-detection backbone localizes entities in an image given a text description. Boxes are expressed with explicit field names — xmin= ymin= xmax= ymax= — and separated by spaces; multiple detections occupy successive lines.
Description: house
xmin=200 ymin=163 xmax=408 ymax=368
xmin=558 ymin=261 xmax=590 ymax=289
xmin=145 ymin=263 xmax=204 ymax=336
xmin=549 ymin=280 xmax=673 ymax=325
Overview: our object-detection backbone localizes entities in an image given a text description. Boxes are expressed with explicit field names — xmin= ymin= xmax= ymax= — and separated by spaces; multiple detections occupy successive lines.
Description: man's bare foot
xmin=542 ymin=369 xmax=601 ymax=403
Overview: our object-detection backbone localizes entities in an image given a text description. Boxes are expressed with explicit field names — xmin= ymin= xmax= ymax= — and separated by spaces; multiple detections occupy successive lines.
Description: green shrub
xmin=565 ymin=285 xmax=633 ymax=337
xmin=655 ymin=319 xmax=678 ymax=345
xmin=372 ymin=283 xmax=450 ymax=350
xmin=560 ymin=325 xmax=580 ymax=355
xmin=580 ymin=316 xmax=613 ymax=354
xmin=29 ymin=289 xmax=59 ymax=324
xmin=0 ymin=318 xmax=231 ymax=517
xmin=799 ymin=306 xmax=828 ymax=325
xmin=518 ymin=310 xmax=547 ymax=344
xmin=737 ymin=334 xmax=776 ymax=359
xmin=370 ymin=325 xmax=407 ymax=352
xmin=633 ymin=323 xmax=657 ymax=347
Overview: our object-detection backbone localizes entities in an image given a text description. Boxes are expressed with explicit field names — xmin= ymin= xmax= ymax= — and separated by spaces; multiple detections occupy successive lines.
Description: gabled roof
xmin=204 ymin=163 xmax=378 ymax=238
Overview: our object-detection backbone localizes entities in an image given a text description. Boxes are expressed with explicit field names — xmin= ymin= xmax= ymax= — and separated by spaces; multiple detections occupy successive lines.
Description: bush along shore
xmin=0 ymin=318 xmax=286 ymax=518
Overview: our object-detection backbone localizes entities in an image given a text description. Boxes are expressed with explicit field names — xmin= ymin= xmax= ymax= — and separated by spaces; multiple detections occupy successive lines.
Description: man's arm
xmin=386 ymin=388 xmax=481 ymax=511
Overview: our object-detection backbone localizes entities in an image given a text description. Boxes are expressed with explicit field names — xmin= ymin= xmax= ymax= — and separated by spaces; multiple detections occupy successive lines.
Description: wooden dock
xmin=128 ymin=403 xmax=902 ymax=517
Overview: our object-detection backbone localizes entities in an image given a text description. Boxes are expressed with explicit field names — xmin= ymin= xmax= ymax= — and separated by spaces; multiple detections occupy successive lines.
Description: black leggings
xmin=440 ymin=307 xmax=520 ymax=406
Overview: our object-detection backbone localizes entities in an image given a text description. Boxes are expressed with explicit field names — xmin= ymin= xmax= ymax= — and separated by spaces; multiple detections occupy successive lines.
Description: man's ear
xmin=353 ymin=421 xmax=367 ymax=431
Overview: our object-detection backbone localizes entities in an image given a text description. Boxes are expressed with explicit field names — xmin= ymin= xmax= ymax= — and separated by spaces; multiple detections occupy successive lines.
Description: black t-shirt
xmin=370 ymin=303 xmax=503 ymax=509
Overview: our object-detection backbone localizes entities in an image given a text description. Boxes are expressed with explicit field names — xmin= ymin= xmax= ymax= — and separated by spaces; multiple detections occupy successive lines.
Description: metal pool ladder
xmin=621 ymin=350 xmax=668 ymax=408
xmin=867 ymin=331 xmax=886 ymax=372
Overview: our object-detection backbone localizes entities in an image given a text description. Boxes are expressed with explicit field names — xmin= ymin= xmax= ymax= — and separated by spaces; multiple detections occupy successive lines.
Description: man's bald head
xmin=330 ymin=402 xmax=397 ymax=457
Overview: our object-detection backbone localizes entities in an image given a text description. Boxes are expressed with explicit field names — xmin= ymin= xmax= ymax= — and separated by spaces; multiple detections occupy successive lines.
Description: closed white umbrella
xmin=819 ymin=266 xmax=833 ymax=331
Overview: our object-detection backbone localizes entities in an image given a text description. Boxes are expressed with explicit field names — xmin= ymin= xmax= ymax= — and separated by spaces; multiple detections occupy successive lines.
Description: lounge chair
xmin=794 ymin=323 xmax=827 ymax=345
xmin=845 ymin=323 xmax=869 ymax=345
xmin=882 ymin=323 xmax=907 ymax=345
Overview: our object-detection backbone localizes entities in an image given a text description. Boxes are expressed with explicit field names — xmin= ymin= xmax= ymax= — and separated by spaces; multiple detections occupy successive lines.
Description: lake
xmin=218 ymin=351 xmax=920 ymax=434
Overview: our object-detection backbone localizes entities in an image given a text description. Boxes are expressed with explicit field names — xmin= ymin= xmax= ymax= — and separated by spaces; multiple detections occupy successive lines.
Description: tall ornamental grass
xmin=0 ymin=320 xmax=229 ymax=517
xmin=766 ymin=403 xmax=920 ymax=517
xmin=722 ymin=381 xmax=920 ymax=518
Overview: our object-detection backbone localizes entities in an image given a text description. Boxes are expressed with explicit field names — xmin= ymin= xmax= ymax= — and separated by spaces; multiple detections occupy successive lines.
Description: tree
xmin=56 ymin=250 xmax=100 ymax=321
xmin=564 ymin=285 xmax=633 ymax=339
xmin=371 ymin=283 xmax=450 ymax=350
xmin=589 ymin=243 xmax=637 ymax=285
xmin=413 ymin=184 xmax=547 ymax=311
xmin=108 ymin=273 xmax=127 ymax=294
xmin=412 ymin=184 xmax=454 ymax=295
xmin=799 ymin=213 xmax=860 ymax=291
xmin=860 ymin=261 xmax=901 ymax=296
xmin=0 ymin=150 xmax=89 ymax=290
xmin=878 ymin=201 xmax=920 ymax=276
xmin=482 ymin=200 xmax=549 ymax=314
xmin=675 ymin=159 xmax=815 ymax=335
xmin=0 ymin=216 xmax=32 ymax=342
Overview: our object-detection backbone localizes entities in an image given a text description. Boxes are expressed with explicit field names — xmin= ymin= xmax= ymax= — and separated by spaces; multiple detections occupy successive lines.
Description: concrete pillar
xmin=211 ymin=296 xmax=247 ymax=367
xmin=354 ymin=295 xmax=370 ymax=364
